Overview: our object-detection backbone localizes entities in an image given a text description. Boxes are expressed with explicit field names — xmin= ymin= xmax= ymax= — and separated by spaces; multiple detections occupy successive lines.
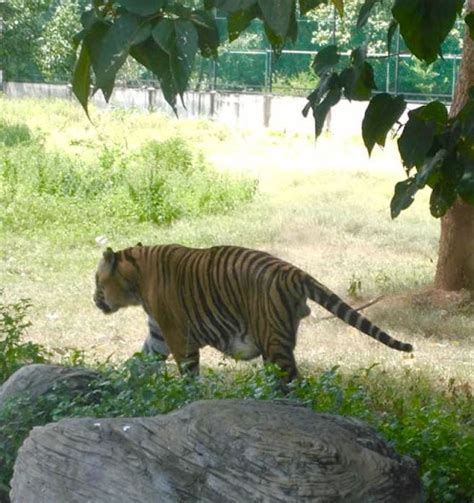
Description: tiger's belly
xmin=226 ymin=335 xmax=261 ymax=361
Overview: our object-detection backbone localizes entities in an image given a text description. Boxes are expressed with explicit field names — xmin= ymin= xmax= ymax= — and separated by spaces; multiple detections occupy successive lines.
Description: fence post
xmin=263 ymin=94 xmax=272 ymax=128
xmin=147 ymin=87 xmax=156 ymax=112
xmin=210 ymin=90 xmax=216 ymax=117
xmin=211 ymin=59 xmax=217 ymax=91
xmin=264 ymin=49 xmax=273 ymax=94
xmin=394 ymin=26 xmax=401 ymax=95
xmin=451 ymin=56 xmax=458 ymax=102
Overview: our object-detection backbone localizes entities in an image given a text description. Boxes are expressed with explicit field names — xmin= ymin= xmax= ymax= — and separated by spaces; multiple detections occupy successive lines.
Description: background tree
xmin=71 ymin=0 xmax=474 ymax=292
xmin=0 ymin=0 xmax=51 ymax=81
xmin=435 ymin=0 xmax=474 ymax=290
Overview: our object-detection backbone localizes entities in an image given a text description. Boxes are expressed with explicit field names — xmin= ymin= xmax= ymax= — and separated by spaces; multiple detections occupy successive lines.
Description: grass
xmin=0 ymin=96 xmax=473 ymax=501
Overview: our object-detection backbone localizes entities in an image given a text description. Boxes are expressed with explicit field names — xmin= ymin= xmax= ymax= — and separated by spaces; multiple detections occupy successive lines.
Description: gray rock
xmin=0 ymin=364 xmax=99 ymax=407
xmin=0 ymin=364 xmax=100 ymax=502
xmin=11 ymin=399 xmax=423 ymax=503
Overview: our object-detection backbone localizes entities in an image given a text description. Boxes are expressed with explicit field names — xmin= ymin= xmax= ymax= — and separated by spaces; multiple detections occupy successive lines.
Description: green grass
xmin=0 ymin=125 xmax=256 ymax=236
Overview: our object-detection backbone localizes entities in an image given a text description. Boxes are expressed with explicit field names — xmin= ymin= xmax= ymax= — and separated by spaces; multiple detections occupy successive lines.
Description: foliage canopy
xmin=71 ymin=0 xmax=474 ymax=219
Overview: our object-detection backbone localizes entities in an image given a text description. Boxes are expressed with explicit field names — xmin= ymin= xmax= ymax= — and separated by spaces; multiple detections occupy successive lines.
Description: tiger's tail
xmin=303 ymin=274 xmax=413 ymax=352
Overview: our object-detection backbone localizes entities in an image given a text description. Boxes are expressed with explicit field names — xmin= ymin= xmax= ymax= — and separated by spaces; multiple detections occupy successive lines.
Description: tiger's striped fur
xmin=94 ymin=244 xmax=413 ymax=382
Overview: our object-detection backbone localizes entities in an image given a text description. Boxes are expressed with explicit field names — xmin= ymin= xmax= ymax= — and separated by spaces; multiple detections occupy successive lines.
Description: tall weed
xmin=0 ymin=136 xmax=256 ymax=233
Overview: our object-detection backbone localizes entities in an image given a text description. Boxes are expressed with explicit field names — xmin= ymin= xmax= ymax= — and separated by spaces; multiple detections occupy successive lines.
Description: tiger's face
xmin=93 ymin=248 xmax=141 ymax=314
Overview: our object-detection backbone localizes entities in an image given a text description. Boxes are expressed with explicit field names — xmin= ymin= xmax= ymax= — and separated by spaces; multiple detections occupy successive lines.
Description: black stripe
xmin=347 ymin=310 xmax=359 ymax=327
xmin=325 ymin=294 xmax=340 ymax=311
xmin=360 ymin=318 xmax=372 ymax=333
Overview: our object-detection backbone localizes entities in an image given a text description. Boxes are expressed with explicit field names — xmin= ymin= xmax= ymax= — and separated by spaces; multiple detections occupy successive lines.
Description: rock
xmin=0 ymin=364 xmax=99 ymax=408
xmin=11 ymin=400 xmax=423 ymax=503
xmin=0 ymin=364 xmax=100 ymax=502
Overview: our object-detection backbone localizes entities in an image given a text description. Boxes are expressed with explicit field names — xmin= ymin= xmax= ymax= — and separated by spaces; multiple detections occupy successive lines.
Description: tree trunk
xmin=434 ymin=0 xmax=474 ymax=291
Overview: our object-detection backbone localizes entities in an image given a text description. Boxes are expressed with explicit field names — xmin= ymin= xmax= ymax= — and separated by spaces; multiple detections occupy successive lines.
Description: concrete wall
xmin=3 ymin=81 xmax=376 ymax=137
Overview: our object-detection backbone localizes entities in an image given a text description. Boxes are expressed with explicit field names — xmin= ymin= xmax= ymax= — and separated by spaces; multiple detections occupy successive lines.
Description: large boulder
xmin=11 ymin=399 xmax=423 ymax=502
xmin=0 ymin=364 xmax=99 ymax=407
xmin=0 ymin=364 xmax=100 ymax=503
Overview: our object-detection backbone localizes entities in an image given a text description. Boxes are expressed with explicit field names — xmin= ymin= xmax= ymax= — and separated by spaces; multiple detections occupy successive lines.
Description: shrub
xmin=0 ymin=120 xmax=33 ymax=147
xmin=127 ymin=137 xmax=257 ymax=225
xmin=0 ymin=136 xmax=257 ymax=232
xmin=0 ymin=296 xmax=49 ymax=384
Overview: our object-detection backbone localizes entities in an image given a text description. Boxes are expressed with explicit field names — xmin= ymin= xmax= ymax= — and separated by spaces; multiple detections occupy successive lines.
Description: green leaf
xmin=166 ymin=3 xmax=192 ymax=18
xmin=387 ymin=19 xmax=398 ymax=54
xmin=340 ymin=62 xmax=376 ymax=101
xmin=430 ymin=183 xmax=457 ymax=217
xmin=391 ymin=177 xmax=419 ymax=218
xmin=257 ymin=0 xmax=293 ymax=40
xmin=214 ymin=0 xmax=257 ymax=12
xmin=302 ymin=72 xmax=340 ymax=117
xmin=118 ymin=0 xmax=165 ymax=16
xmin=313 ymin=87 xmax=341 ymax=137
xmin=458 ymin=162 xmax=474 ymax=204
xmin=362 ymin=93 xmax=406 ymax=155
xmin=350 ymin=45 xmax=367 ymax=67
xmin=392 ymin=0 xmax=464 ymax=64
xmin=303 ymin=73 xmax=341 ymax=137
xmin=89 ymin=13 xmax=147 ymax=101
xmin=72 ymin=43 xmax=91 ymax=117
xmin=227 ymin=5 xmax=260 ymax=42
xmin=287 ymin=7 xmax=299 ymax=43
xmin=455 ymin=92 xmax=474 ymax=152
xmin=153 ymin=19 xmax=175 ymax=54
xmin=191 ymin=10 xmax=220 ymax=58
xmin=411 ymin=100 xmax=448 ymax=127
xmin=80 ymin=9 xmax=98 ymax=30
xmin=173 ymin=20 xmax=199 ymax=95
xmin=330 ymin=0 xmax=344 ymax=16
xmin=299 ymin=0 xmax=327 ymax=15
xmin=152 ymin=19 xmax=199 ymax=98
xmin=398 ymin=118 xmax=436 ymax=169
xmin=130 ymin=38 xmax=178 ymax=113
xmin=415 ymin=149 xmax=447 ymax=188
xmin=82 ymin=20 xmax=111 ymax=98
xmin=357 ymin=0 xmax=380 ymax=29
xmin=466 ymin=13 xmax=474 ymax=40
xmin=312 ymin=46 xmax=340 ymax=76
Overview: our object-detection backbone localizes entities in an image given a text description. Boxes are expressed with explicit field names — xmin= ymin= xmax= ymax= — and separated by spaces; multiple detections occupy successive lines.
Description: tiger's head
xmin=93 ymin=247 xmax=142 ymax=314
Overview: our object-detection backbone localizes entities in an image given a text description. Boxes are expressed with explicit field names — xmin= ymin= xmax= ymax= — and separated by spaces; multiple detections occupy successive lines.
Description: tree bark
xmin=434 ymin=0 xmax=474 ymax=291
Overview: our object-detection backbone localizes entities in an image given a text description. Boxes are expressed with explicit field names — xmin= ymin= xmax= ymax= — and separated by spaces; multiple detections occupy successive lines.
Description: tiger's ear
xmin=136 ymin=242 xmax=143 ymax=247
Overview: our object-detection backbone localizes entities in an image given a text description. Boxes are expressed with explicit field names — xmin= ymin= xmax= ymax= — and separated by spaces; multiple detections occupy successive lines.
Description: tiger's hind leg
xmin=142 ymin=316 xmax=171 ymax=362
xmin=261 ymin=332 xmax=299 ymax=390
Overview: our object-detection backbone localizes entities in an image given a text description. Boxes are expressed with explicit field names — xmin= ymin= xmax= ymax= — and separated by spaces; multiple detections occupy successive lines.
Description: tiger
xmin=93 ymin=243 xmax=413 ymax=383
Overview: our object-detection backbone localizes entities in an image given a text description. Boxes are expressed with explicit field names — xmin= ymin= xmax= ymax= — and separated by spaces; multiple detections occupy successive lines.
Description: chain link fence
xmin=0 ymin=7 xmax=463 ymax=103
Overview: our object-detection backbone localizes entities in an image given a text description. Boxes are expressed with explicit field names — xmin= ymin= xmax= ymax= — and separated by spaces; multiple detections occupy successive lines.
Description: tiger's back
xmin=94 ymin=244 xmax=412 ymax=382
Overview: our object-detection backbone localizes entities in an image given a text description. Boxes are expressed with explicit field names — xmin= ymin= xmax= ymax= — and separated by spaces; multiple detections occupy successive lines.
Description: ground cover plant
xmin=0 ymin=98 xmax=473 ymax=502
xmin=0 ymin=308 xmax=472 ymax=502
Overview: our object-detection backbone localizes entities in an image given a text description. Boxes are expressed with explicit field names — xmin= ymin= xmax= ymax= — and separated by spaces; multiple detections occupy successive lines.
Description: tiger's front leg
xmin=160 ymin=324 xmax=200 ymax=377
xmin=176 ymin=346 xmax=200 ymax=376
